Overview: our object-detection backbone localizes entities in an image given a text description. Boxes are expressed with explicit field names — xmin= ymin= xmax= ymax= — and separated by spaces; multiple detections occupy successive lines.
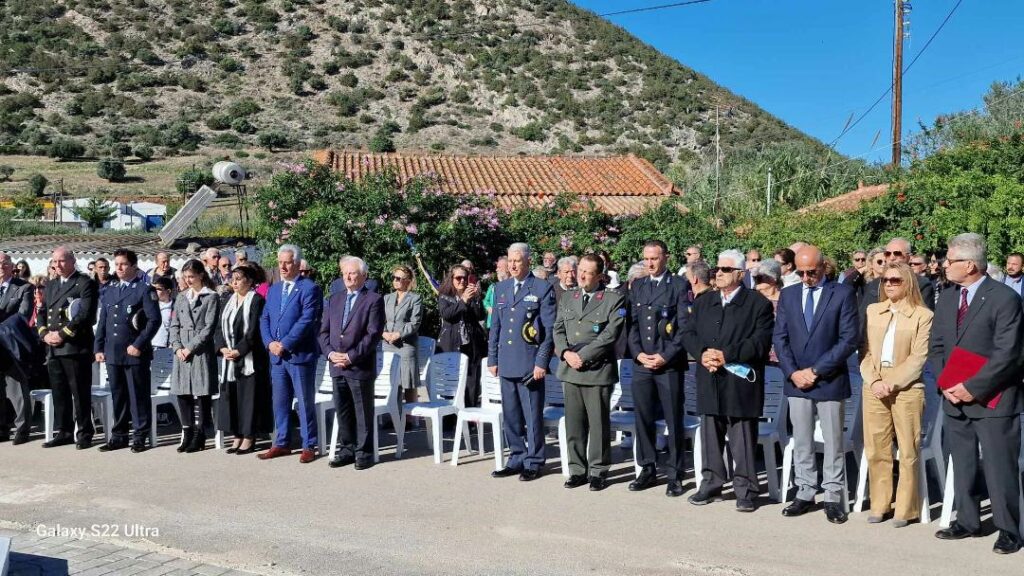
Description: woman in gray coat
xmin=170 ymin=259 xmax=220 ymax=453
xmin=381 ymin=265 xmax=424 ymax=408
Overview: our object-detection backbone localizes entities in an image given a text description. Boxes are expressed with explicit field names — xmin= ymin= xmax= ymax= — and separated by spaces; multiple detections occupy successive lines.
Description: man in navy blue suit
xmin=319 ymin=256 xmax=384 ymax=470
xmin=773 ymin=245 xmax=858 ymax=524
xmin=488 ymin=242 xmax=556 ymax=481
xmin=258 ymin=244 xmax=323 ymax=464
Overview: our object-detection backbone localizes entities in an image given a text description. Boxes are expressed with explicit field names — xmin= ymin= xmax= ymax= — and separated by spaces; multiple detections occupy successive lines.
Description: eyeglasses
xmin=882 ymin=277 xmax=904 ymax=285
xmin=795 ymin=269 xmax=819 ymax=278
xmin=686 ymin=252 xmax=698 ymax=257
xmin=909 ymin=261 xmax=925 ymax=267
xmin=392 ymin=275 xmax=410 ymax=282
xmin=753 ymin=275 xmax=774 ymax=284
xmin=883 ymin=250 xmax=904 ymax=258
xmin=452 ymin=276 xmax=468 ymax=282
xmin=713 ymin=266 xmax=740 ymax=274
xmin=748 ymin=258 xmax=761 ymax=263
xmin=853 ymin=257 xmax=866 ymax=262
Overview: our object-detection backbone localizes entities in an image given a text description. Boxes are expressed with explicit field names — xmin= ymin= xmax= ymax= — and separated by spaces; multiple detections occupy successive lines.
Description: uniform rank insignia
xmin=522 ymin=322 xmax=539 ymax=344
xmin=525 ymin=295 xmax=538 ymax=303
xmin=618 ymin=308 xmax=627 ymax=317
xmin=592 ymin=324 xmax=600 ymax=333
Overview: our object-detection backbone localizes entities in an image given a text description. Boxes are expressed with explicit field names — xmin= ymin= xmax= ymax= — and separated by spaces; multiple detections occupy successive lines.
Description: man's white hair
xmin=278 ymin=243 xmax=302 ymax=262
xmin=557 ymin=256 xmax=578 ymax=270
xmin=508 ymin=242 xmax=531 ymax=260
xmin=341 ymin=255 xmax=368 ymax=276
xmin=718 ymin=249 xmax=746 ymax=269
xmin=948 ymin=233 xmax=987 ymax=271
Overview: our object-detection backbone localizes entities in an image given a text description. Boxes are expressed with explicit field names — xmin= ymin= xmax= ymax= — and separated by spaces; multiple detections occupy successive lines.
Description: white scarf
xmin=220 ymin=291 xmax=255 ymax=382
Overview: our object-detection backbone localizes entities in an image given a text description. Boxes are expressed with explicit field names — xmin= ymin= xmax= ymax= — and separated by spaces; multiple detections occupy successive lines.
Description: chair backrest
xmin=374 ymin=351 xmax=399 ymax=399
xmin=315 ymin=357 xmax=332 ymax=395
xmin=426 ymin=351 xmax=468 ymax=408
xmin=544 ymin=357 xmax=565 ymax=407
xmin=151 ymin=348 xmax=175 ymax=394
xmin=95 ymin=362 xmax=108 ymax=390
xmin=843 ymin=378 xmax=864 ymax=443
xmin=479 ymin=358 xmax=503 ymax=409
xmin=683 ymin=364 xmax=698 ymax=415
xmin=614 ymin=359 xmax=635 ymax=410
xmin=417 ymin=336 xmax=436 ymax=382
xmin=763 ymin=365 xmax=788 ymax=440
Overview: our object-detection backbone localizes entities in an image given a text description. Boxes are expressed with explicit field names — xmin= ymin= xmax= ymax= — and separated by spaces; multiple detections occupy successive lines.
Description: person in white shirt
xmin=150 ymin=277 xmax=175 ymax=349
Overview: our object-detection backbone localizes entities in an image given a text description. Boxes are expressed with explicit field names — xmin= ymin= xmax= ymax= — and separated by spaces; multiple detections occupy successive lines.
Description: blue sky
xmin=570 ymin=0 xmax=1024 ymax=163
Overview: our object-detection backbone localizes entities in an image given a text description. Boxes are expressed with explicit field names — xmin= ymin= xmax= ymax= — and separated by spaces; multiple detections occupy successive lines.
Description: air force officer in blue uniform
xmin=488 ymin=242 xmax=556 ymax=481
xmin=94 ymin=249 xmax=161 ymax=453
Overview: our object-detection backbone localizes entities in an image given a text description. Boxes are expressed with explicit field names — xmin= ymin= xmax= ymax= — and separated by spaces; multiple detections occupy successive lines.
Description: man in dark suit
xmin=553 ymin=254 xmax=625 ymax=492
xmin=319 ymin=256 xmax=384 ymax=470
xmin=931 ymin=233 xmax=1023 ymax=554
xmin=683 ymin=249 xmax=775 ymax=512
xmin=627 ymin=240 xmax=690 ymax=497
xmin=40 ymin=246 xmax=99 ymax=449
xmin=773 ymin=245 xmax=858 ymax=523
xmin=0 ymin=252 xmax=34 ymax=444
xmin=259 ymin=244 xmax=323 ymax=463
xmin=488 ymin=242 xmax=556 ymax=481
xmin=94 ymin=249 xmax=161 ymax=453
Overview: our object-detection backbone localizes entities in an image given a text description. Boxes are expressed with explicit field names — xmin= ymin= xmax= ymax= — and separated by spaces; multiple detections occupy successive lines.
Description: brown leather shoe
xmin=257 ymin=446 xmax=292 ymax=460
xmin=299 ymin=448 xmax=317 ymax=464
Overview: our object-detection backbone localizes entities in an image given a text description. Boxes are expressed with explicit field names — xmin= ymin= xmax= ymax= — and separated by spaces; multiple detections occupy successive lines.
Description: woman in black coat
xmin=437 ymin=265 xmax=487 ymax=407
xmin=214 ymin=266 xmax=272 ymax=454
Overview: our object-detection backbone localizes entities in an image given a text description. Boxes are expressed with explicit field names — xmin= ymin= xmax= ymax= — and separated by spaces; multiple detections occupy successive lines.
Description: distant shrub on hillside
xmin=47 ymin=139 xmax=85 ymax=160
xmin=97 ymin=158 xmax=126 ymax=182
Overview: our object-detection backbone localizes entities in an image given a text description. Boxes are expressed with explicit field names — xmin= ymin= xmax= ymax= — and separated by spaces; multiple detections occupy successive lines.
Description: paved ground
xmin=1 ymin=426 xmax=1021 ymax=576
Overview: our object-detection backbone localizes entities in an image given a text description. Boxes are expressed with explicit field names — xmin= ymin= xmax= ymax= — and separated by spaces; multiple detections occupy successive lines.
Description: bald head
xmin=794 ymin=245 xmax=825 ymax=288
xmin=52 ymin=246 xmax=76 ymax=278
xmin=789 ymin=241 xmax=808 ymax=254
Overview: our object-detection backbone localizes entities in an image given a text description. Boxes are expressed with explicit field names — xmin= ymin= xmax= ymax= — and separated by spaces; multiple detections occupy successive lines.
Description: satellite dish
xmin=212 ymin=161 xmax=248 ymax=185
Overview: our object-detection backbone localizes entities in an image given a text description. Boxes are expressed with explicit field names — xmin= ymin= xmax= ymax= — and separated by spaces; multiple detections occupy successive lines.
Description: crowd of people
xmin=0 ymin=232 xmax=1022 ymax=554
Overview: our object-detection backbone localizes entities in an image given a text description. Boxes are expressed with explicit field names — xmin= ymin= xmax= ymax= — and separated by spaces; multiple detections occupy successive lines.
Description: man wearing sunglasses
xmin=860 ymin=238 xmax=935 ymax=322
xmin=773 ymin=245 xmax=858 ymax=524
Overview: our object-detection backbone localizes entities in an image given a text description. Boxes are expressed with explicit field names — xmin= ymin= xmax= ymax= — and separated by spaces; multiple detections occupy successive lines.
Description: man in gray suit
xmin=931 ymin=233 xmax=1024 ymax=554
xmin=0 ymin=252 xmax=34 ymax=444
xmin=553 ymin=254 xmax=625 ymax=492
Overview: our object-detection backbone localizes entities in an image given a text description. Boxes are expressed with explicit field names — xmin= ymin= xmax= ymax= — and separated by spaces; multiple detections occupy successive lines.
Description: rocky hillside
xmin=0 ymin=0 xmax=830 ymax=168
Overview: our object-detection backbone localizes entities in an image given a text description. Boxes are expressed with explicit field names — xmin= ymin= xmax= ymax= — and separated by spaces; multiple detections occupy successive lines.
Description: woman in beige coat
xmin=860 ymin=262 xmax=933 ymax=527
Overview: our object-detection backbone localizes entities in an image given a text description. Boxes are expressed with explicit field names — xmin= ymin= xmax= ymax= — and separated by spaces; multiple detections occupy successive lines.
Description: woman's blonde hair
xmin=391 ymin=264 xmax=417 ymax=290
xmin=865 ymin=248 xmax=884 ymax=281
xmin=876 ymin=262 xmax=924 ymax=308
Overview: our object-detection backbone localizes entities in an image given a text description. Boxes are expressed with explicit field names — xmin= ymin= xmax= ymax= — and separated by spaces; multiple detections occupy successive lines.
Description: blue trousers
xmin=499 ymin=375 xmax=546 ymax=471
xmin=271 ymin=361 xmax=317 ymax=449
xmin=107 ymin=362 xmax=152 ymax=443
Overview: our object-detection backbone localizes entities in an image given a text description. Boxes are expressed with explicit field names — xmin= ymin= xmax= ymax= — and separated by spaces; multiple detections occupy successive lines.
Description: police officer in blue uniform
xmin=488 ymin=242 xmax=557 ymax=481
xmin=94 ymin=249 xmax=161 ymax=453
xmin=627 ymin=240 xmax=690 ymax=497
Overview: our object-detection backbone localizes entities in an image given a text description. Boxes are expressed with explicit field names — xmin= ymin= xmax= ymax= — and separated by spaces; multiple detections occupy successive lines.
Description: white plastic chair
xmin=555 ymin=361 xmax=628 ymax=478
xmin=608 ymin=359 xmax=641 ymax=477
xmin=149 ymin=348 xmax=175 ymax=447
xmin=401 ymin=351 xmax=468 ymax=463
xmin=452 ymin=358 xmax=505 ymax=470
xmin=416 ymin=336 xmax=436 ymax=384
xmin=780 ymin=380 xmax=863 ymax=511
xmin=313 ymin=358 xmax=334 ymax=455
xmin=542 ymin=357 xmax=569 ymax=474
xmin=759 ymin=366 xmax=789 ymax=502
xmin=854 ymin=394 xmax=941 ymax=522
xmin=89 ymin=362 xmax=115 ymax=442
xmin=654 ymin=365 xmax=703 ymax=480
xmin=326 ymin=352 xmax=403 ymax=463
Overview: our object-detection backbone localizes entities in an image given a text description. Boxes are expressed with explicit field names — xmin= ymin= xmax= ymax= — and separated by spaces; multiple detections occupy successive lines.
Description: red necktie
xmin=956 ymin=288 xmax=968 ymax=331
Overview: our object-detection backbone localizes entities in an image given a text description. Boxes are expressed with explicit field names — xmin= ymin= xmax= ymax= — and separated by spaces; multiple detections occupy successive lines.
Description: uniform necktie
xmin=956 ymin=288 xmax=969 ymax=331
xmin=514 ymin=282 xmax=522 ymax=297
xmin=0 ymin=285 xmax=6 ymax=301
xmin=803 ymin=286 xmax=817 ymax=331
xmin=582 ymin=293 xmax=591 ymax=311
xmin=343 ymin=292 xmax=356 ymax=327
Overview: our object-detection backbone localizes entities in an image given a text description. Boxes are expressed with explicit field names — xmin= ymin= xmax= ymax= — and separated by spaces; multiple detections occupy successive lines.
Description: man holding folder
xmin=930 ymin=233 xmax=1023 ymax=554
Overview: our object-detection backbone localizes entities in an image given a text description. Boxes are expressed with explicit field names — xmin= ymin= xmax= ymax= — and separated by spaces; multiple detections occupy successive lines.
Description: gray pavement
xmin=1 ymin=428 xmax=1021 ymax=576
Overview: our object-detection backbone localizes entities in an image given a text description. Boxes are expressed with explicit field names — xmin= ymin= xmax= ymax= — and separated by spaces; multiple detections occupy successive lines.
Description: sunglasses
xmin=452 ymin=276 xmax=468 ymax=282
xmin=910 ymin=261 xmax=925 ymax=266
xmin=882 ymin=277 xmax=904 ymax=285
xmin=853 ymin=257 xmax=866 ymax=262
xmin=712 ymin=266 xmax=740 ymax=274
xmin=753 ymin=275 xmax=773 ymax=284
xmin=392 ymin=275 xmax=410 ymax=282
xmin=883 ymin=250 xmax=904 ymax=258
xmin=795 ymin=269 xmax=819 ymax=278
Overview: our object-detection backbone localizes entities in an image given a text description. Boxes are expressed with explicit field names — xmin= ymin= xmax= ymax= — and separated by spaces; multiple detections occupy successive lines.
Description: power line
xmin=599 ymin=0 xmax=716 ymax=18
xmin=829 ymin=0 xmax=966 ymax=148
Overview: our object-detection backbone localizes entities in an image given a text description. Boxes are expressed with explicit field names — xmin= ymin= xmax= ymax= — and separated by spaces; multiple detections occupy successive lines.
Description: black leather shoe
xmin=491 ymin=466 xmax=522 ymax=478
xmin=589 ymin=476 xmax=608 ymax=492
xmin=354 ymin=460 xmax=374 ymax=470
xmin=329 ymin=455 xmax=355 ymax=468
xmin=177 ymin=428 xmax=194 ymax=453
xmin=130 ymin=441 xmax=148 ymax=453
xmin=98 ymin=441 xmax=128 ymax=452
xmin=42 ymin=435 xmax=74 ymax=448
xmin=665 ymin=479 xmax=684 ymax=498
xmin=564 ymin=474 xmax=588 ymax=489
xmin=628 ymin=466 xmax=657 ymax=492
xmin=12 ymin=434 xmax=29 ymax=446
xmin=824 ymin=502 xmax=848 ymax=524
xmin=993 ymin=531 xmax=1023 ymax=554
xmin=76 ymin=438 xmax=92 ymax=450
xmin=687 ymin=489 xmax=723 ymax=506
xmin=519 ymin=469 xmax=541 ymax=482
xmin=736 ymin=498 xmax=757 ymax=513
xmin=935 ymin=522 xmax=981 ymax=541
xmin=781 ymin=498 xmax=815 ymax=517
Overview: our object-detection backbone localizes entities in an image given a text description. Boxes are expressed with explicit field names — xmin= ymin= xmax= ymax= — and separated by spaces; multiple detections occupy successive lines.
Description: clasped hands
xmin=486 ymin=365 xmax=547 ymax=382
xmin=942 ymin=383 xmax=975 ymax=405
xmin=42 ymin=331 xmax=64 ymax=347
xmin=328 ymin=351 xmax=352 ymax=368
xmin=381 ymin=331 xmax=401 ymax=345
xmin=700 ymin=349 xmax=725 ymax=373
xmin=790 ymin=368 xmax=818 ymax=390
xmin=636 ymin=352 xmax=667 ymax=371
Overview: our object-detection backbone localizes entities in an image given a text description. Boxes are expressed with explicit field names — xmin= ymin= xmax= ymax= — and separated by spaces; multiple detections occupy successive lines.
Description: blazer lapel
xmin=51 ymin=274 xmax=76 ymax=304
xmin=807 ymin=282 xmax=835 ymax=337
xmin=342 ymin=288 xmax=368 ymax=331
xmin=512 ymin=275 xmax=532 ymax=306
xmin=955 ymin=279 xmax=991 ymax=343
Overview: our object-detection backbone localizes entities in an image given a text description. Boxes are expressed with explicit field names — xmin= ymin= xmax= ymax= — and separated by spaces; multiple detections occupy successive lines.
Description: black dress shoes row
xmin=519 ymin=469 xmax=541 ymax=481
xmin=76 ymin=437 xmax=92 ymax=450
xmin=628 ymin=466 xmax=657 ymax=491
xmin=491 ymin=466 xmax=522 ymax=478
xmin=687 ymin=489 xmax=723 ymax=506
xmin=564 ymin=474 xmax=588 ymax=489
xmin=1 ymin=432 xmax=29 ymax=445
xmin=934 ymin=523 xmax=1021 ymax=554
xmin=589 ymin=477 xmax=607 ymax=491
xmin=934 ymin=522 xmax=980 ymax=540
xmin=42 ymin=435 xmax=74 ymax=448
xmin=665 ymin=479 xmax=684 ymax=498
xmin=992 ymin=531 xmax=1023 ymax=554
xmin=329 ymin=454 xmax=355 ymax=468
xmin=781 ymin=498 xmax=814 ymax=517
xmin=98 ymin=440 xmax=128 ymax=452
xmin=130 ymin=440 xmax=148 ymax=453
xmin=823 ymin=502 xmax=848 ymax=524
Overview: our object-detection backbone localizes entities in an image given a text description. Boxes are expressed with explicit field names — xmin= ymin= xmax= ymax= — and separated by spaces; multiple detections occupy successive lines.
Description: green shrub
xmin=368 ymin=129 xmax=396 ymax=153
xmin=97 ymin=158 xmax=127 ymax=182
xmin=176 ymin=167 xmax=215 ymax=196
xmin=257 ymin=131 xmax=288 ymax=151
xmin=0 ymin=165 xmax=13 ymax=181
xmin=133 ymin=144 xmax=154 ymax=161
xmin=28 ymin=174 xmax=48 ymax=197
xmin=47 ymin=139 xmax=85 ymax=160
xmin=13 ymin=191 xmax=43 ymax=219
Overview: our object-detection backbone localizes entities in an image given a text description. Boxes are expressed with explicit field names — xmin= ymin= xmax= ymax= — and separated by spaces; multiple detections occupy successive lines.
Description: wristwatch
xmin=810 ymin=367 xmax=819 ymax=376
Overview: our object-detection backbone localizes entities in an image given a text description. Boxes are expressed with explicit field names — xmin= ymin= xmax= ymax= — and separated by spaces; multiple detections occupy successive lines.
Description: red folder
xmin=937 ymin=346 xmax=1002 ymax=409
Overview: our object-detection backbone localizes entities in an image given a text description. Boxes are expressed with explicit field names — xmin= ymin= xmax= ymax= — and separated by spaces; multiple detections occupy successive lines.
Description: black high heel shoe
xmin=185 ymin=429 xmax=206 ymax=453
xmin=177 ymin=427 xmax=194 ymax=453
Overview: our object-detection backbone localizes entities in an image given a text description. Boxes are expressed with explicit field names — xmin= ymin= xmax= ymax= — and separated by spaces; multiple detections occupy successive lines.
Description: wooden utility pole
xmin=714 ymin=104 xmax=721 ymax=212
xmin=765 ymin=167 xmax=773 ymax=216
xmin=891 ymin=0 xmax=906 ymax=167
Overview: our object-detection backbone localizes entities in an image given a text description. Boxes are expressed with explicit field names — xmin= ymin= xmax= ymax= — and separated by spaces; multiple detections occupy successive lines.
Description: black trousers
xmin=217 ymin=373 xmax=258 ymax=437
xmin=107 ymin=362 xmax=152 ymax=443
xmin=332 ymin=375 xmax=374 ymax=462
xmin=47 ymin=354 xmax=93 ymax=441
xmin=176 ymin=394 xmax=212 ymax=429
xmin=632 ymin=366 xmax=686 ymax=479
xmin=700 ymin=415 xmax=759 ymax=500
xmin=945 ymin=413 xmax=1021 ymax=537
xmin=0 ymin=372 xmax=31 ymax=438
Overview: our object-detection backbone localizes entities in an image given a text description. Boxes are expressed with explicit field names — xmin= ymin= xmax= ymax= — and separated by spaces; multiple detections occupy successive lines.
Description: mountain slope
xmin=0 ymin=0 xmax=831 ymax=168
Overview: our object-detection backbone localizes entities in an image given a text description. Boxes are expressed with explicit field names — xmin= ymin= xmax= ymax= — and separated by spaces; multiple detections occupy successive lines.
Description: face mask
xmin=724 ymin=363 xmax=756 ymax=382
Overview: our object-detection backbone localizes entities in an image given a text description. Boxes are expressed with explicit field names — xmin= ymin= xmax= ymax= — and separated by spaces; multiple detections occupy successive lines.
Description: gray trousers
xmin=788 ymin=397 xmax=845 ymax=503
xmin=0 ymin=373 xmax=31 ymax=438
xmin=563 ymin=382 xmax=612 ymax=478
xmin=700 ymin=415 xmax=759 ymax=500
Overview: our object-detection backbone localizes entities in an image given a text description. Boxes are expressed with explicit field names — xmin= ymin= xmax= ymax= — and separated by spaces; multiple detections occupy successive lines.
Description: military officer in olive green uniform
xmin=554 ymin=254 xmax=626 ymax=492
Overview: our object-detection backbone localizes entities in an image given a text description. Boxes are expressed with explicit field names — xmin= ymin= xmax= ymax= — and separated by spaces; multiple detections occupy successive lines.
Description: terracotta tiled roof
xmin=797 ymin=182 xmax=890 ymax=214
xmin=311 ymin=150 xmax=681 ymax=215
